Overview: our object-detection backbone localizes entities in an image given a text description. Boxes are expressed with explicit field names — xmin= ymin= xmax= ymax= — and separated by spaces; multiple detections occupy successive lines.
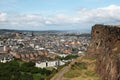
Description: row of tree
xmin=56 ymin=54 xmax=79 ymax=60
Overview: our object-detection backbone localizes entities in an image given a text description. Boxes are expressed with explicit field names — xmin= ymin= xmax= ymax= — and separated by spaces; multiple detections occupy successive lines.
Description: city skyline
xmin=0 ymin=0 xmax=120 ymax=30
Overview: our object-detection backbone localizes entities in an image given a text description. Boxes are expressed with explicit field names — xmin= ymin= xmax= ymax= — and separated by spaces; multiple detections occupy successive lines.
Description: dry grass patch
xmin=64 ymin=56 xmax=100 ymax=80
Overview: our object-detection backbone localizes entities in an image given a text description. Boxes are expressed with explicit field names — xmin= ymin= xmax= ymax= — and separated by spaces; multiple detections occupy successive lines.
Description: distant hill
xmin=0 ymin=29 xmax=90 ymax=33
xmin=0 ymin=29 xmax=35 ymax=32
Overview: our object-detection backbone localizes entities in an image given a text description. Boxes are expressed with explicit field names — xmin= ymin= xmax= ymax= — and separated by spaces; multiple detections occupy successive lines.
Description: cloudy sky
xmin=0 ymin=0 xmax=120 ymax=30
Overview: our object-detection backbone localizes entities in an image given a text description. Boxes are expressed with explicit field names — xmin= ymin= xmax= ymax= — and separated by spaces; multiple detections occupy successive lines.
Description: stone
xmin=88 ymin=24 xmax=120 ymax=80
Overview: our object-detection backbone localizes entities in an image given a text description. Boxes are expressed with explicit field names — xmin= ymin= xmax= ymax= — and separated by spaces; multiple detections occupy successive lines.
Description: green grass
xmin=64 ymin=62 xmax=87 ymax=78
xmin=64 ymin=56 xmax=100 ymax=80
xmin=33 ymin=73 xmax=45 ymax=80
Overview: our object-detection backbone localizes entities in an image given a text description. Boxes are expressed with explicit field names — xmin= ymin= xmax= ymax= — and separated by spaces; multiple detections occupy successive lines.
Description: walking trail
xmin=51 ymin=56 xmax=82 ymax=80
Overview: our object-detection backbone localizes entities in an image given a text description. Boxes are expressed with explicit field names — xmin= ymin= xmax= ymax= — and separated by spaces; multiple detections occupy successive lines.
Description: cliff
xmin=88 ymin=24 xmax=120 ymax=80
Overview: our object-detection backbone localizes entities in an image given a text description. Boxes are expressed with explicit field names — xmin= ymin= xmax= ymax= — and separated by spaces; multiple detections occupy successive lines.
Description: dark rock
xmin=88 ymin=24 xmax=120 ymax=80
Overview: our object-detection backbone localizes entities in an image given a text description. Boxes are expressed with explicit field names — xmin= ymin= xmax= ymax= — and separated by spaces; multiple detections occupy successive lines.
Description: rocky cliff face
xmin=88 ymin=24 xmax=120 ymax=80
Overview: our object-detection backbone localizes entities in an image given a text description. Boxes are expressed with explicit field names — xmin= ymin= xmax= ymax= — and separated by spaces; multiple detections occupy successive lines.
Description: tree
xmin=20 ymin=73 xmax=33 ymax=80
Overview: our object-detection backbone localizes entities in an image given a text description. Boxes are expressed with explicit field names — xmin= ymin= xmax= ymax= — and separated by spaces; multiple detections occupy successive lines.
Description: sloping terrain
xmin=63 ymin=55 xmax=100 ymax=80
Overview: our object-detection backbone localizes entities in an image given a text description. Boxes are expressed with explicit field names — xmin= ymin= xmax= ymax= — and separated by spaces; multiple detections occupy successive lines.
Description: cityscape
xmin=0 ymin=30 xmax=90 ymax=64
xmin=0 ymin=30 xmax=90 ymax=80
xmin=0 ymin=0 xmax=120 ymax=80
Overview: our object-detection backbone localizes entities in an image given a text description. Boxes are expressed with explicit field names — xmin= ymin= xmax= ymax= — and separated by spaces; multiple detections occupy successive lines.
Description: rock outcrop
xmin=88 ymin=24 xmax=120 ymax=80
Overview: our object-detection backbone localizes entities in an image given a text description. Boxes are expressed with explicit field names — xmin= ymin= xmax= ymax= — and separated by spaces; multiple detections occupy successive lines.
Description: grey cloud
xmin=0 ymin=5 xmax=120 ymax=30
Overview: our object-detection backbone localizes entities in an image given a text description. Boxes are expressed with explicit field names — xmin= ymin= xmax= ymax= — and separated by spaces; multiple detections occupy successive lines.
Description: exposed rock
xmin=88 ymin=24 xmax=120 ymax=80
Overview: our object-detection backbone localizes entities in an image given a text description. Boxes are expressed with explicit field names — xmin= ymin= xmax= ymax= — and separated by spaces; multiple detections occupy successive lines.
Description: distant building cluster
xmin=0 ymin=31 xmax=90 ymax=67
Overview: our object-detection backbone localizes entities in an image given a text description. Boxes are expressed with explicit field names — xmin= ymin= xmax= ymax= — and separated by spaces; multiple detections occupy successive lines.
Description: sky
xmin=0 ymin=0 xmax=120 ymax=31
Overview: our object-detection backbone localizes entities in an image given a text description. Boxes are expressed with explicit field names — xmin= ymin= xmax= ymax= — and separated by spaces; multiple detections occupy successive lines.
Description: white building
xmin=57 ymin=54 xmax=68 ymax=57
xmin=35 ymin=60 xmax=65 ymax=68
xmin=36 ymin=62 xmax=47 ymax=68
xmin=0 ymin=54 xmax=14 ymax=63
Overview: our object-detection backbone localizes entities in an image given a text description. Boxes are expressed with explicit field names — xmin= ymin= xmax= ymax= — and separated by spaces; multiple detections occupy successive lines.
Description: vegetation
xmin=64 ymin=56 xmax=100 ymax=80
xmin=56 ymin=54 xmax=79 ymax=60
xmin=0 ymin=59 xmax=56 ymax=80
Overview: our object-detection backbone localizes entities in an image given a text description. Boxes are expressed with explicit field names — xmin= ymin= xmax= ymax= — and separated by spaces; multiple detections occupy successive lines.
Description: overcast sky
xmin=0 ymin=0 xmax=120 ymax=30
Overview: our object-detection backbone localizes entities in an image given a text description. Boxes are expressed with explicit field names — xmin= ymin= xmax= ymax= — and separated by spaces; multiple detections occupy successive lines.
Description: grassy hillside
xmin=63 ymin=55 xmax=100 ymax=80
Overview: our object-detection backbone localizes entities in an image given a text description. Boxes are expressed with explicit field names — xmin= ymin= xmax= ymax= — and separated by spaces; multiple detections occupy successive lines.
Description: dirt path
xmin=50 ymin=56 xmax=82 ymax=80
xmin=50 ymin=66 xmax=70 ymax=80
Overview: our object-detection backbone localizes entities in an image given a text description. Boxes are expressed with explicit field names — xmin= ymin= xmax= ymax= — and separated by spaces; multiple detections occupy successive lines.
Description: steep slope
xmin=88 ymin=24 xmax=120 ymax=80
xmin=63 ymin=55 xmax=100 ymax=80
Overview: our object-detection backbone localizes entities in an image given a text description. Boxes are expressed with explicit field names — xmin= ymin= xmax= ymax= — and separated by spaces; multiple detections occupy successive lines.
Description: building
xmin=0 ymin=54 xmax=14 ymax=63
xmin=35 ymin=60 xmax=65 ymax=68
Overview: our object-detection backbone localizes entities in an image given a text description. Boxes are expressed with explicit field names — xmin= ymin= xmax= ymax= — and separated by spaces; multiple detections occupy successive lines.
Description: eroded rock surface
xmin=88 ymin=24 xmax=120 ymax=80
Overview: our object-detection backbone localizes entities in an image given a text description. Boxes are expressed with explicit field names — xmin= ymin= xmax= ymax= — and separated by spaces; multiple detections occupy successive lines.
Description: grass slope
xmin=64 ymin=55 xmax=100 ymax=80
